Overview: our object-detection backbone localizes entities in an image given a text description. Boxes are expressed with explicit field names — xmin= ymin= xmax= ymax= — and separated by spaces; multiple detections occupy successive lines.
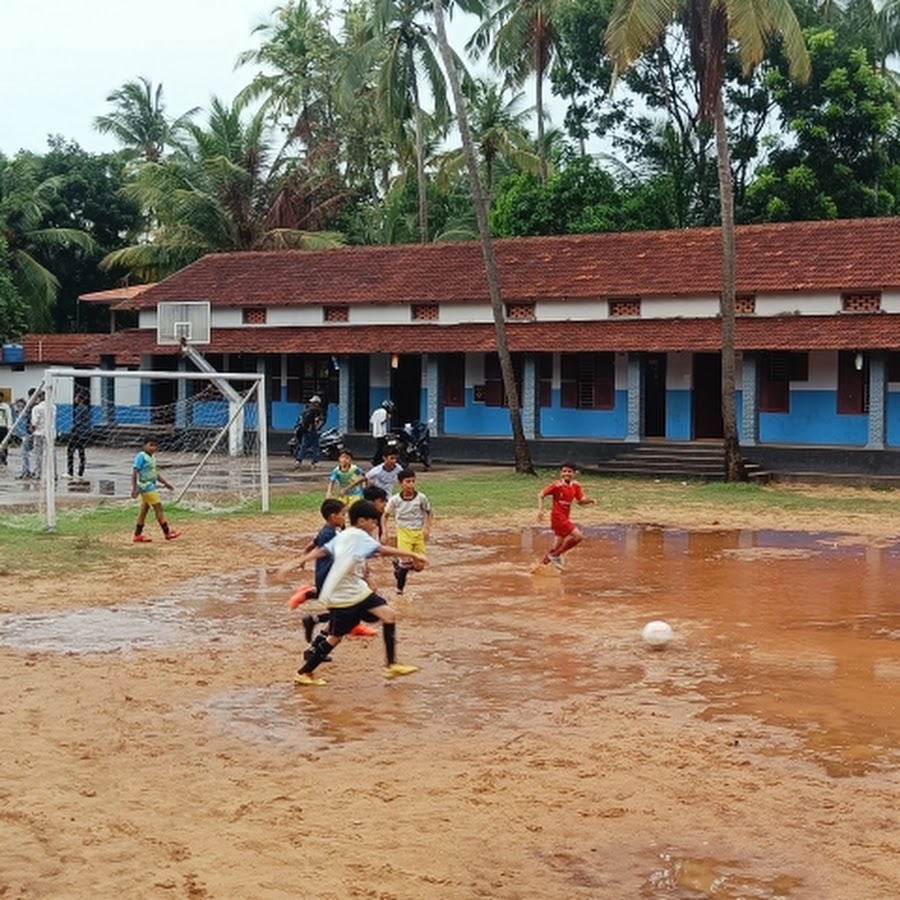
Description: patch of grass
xmin=3 ymin=470 xmax=899 ymax=578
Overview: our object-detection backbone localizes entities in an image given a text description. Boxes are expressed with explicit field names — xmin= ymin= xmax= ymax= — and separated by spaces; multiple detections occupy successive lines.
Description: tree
xmin=94 ymin=77 xmax=197 ymax=162
xmin=436 ymin=79 xmax=541 ymax=202
xmin=606 ymin=0 xmax=810 ymax=481
xmin=0 ymin=236 xmax=28 ymax=343
xmin=35 ymin=138 xmax=144 ymax=331
xmin=101 ymin=97 xmax=344 ymax=283
xmin=0 ymin=152 xmax=98 ymax=332
xmin=357 ymin=0 xmax=468 ymax=242
xmin=745 ymin=30 xmax=899 ymax=221
xmin=468 ymin=0 xmax=571 ymax=184
xmin=432 ymin=0 xmax=535 ymax=474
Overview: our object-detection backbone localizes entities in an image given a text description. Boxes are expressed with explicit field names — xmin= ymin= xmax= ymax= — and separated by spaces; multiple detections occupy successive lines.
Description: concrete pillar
xmin=867 ymin=352 xmax=886 ymax=449
xmin=425 ymin=355 xmax=441 ymax=435
xmin=522 ymin=355 xmax=537 ymax=439
xmin=338 ymin=356 xmax=351 ymax=435
xmin=626 ymin=353 xmax=642 ymax=442
xmin=741 ymin=352 xmax=759 ymax=446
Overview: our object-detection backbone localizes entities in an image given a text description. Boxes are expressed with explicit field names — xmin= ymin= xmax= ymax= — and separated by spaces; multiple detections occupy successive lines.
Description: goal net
xmin=3 ymin=367 xmax=270 ymax=531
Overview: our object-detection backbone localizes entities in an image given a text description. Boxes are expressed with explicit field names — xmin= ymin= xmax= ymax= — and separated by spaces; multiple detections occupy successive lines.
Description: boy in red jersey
xmin=536 ymin=462 xmax=595 ymax=570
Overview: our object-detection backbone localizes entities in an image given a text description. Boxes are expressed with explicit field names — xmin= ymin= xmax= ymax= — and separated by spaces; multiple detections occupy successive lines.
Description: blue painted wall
xmin=760 ymin=392 xmax=868 ymax=445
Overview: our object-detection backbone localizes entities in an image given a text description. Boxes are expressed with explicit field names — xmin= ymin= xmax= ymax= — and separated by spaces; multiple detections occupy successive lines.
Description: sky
xmin=1 ymin=1 xmax=306 ymax=156
xmin=0 ymin=0 xmax=520 ymax=159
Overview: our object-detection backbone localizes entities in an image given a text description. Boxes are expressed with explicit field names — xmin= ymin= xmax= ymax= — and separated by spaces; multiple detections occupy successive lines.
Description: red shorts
xmin=550 ymin=516 xmax=576 ymax=538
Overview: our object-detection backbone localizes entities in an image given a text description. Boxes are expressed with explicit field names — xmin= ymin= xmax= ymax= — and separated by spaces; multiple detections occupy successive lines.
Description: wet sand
xmin=1 ymin=501 xmax=899 ymax=898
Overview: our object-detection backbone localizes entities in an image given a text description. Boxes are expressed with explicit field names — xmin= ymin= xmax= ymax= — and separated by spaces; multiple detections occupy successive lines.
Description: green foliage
xmin=490 ymin=154 xmax=680 ymax=236
xmin=0 ymin=236 xmax=28 ymax=342
xmin=744 ymin=30 xmax=899 ymax=221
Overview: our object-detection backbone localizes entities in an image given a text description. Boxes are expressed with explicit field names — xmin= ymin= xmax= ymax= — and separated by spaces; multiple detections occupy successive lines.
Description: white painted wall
xmin=755 ymin=293 xmax=839 ymax=316
xmin=668 ymin=353 xmax=692 ymax=388
xmin=793 ymin=351 xmax=835 ymax=390
xmin=643 ymin=296 xmax=721 ymax=317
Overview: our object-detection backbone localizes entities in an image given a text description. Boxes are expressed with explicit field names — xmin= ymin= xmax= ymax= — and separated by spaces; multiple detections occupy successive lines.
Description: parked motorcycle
xmin=387 ymin=419 xmax=432 ymax=469
xmin=287 ymin=425 xmax=345 ymax=461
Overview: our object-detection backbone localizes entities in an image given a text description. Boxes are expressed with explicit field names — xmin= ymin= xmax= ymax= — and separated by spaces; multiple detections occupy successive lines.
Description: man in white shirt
xmin=30 ymin=391 xmax=47 ymax=480
xmin=368 ymin=399 xmax=394 ymax=465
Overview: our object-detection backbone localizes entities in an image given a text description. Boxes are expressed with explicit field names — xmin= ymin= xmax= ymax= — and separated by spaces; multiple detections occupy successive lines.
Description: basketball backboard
xmin=157 ymin=301 xmax=211 ymax=345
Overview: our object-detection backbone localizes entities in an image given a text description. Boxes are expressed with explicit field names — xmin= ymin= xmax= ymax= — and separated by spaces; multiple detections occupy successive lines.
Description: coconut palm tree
xmin=0 ymin=154 xmax=97 ymax=331
xmin=606 ymin=0 xmax=810 ymax=480
xmin=432 ymin=0 xmax=535 ymax=474
xmin=94 ymin=77 xmax=197 ymax=163
xmin=358 ymin=0 xmax=473 ymax=242
xmin=101 ymin=97 xmax=343 ymax=282
xmin=436 ymin=78 xmax=541 ymax=201
xmin=468 ymin=0 xmax=571 ymax=184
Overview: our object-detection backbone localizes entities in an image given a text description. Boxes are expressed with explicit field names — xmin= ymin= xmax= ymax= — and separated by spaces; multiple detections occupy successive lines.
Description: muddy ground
xmin=1 ymin=481 xmax=899 ymax=898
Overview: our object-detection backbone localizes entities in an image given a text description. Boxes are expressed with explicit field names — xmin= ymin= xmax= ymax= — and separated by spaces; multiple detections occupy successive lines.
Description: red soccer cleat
xmin=133 ymin=533 xmax=152 ymax=543
xmin=350 ymin=622 xmax=378 ymax=637
xmin=289 ymin=584 xmax=314 ymax=609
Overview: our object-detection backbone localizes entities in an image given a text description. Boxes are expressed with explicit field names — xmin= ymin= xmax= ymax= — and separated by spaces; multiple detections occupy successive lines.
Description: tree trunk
xmin=414 ymin=95 xmax=429 ymax=244
xmin=714 ymin=92 xmax=745 ymax=482
xmin=432 ymin=0 xmax=534 ymax=475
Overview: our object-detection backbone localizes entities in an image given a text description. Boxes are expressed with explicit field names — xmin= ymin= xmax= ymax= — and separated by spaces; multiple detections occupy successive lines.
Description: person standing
xmin=294 ymin=395 xmax=325 ymax=468
xmin=369 ymin=399 xmax=394 ymax=465
xmin=0 ymin=395 xmax=11 ymax=466
xmin=15 ymin=389 xmax=35 ymax=480
xmin=131 ymin=435 xmax=182 ymax=543
xmin=29 ymin=391 xmax=47 ymax=481
xmin=536 ymin=462 xmax=596 ymax=570
xmin=67 ymin=391 xmax=91 ymax=480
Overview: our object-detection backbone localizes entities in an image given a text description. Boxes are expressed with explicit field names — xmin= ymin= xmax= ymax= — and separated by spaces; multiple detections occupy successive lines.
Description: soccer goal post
xmin=35 ymin=367 xmax=269 ymax=531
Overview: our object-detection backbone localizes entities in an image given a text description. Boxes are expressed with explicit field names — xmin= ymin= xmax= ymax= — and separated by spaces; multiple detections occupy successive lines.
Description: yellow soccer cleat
xmin=383 ymin=663 xmax=419 ymax=679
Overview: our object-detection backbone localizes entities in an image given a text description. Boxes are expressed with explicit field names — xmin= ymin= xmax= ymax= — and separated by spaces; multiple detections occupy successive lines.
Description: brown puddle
xmin=4 ymin=524 xmax=899 ymax=779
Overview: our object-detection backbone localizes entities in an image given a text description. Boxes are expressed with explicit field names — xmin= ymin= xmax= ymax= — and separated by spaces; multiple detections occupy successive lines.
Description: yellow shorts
xmin=138 ymin=489 xmax=161 ymax=507
xmin=397 ymin=528 xmax=426 ymax=556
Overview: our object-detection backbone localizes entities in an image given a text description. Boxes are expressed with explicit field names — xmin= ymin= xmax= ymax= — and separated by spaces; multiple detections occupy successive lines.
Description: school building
xmin=5 ymin=217 xmax=900 ymax=477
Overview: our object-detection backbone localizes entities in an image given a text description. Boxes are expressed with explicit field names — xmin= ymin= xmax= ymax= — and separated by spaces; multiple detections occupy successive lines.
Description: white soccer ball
xmin=642 ymin=620 xmax=673 ymax=649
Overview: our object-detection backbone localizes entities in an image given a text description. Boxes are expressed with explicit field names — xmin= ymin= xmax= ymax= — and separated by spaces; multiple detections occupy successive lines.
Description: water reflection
xmin=2 ymin=524 xmax=899 ymax=777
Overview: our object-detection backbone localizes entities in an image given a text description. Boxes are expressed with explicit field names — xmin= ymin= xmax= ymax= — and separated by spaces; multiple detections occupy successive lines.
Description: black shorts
xmin=329 ymin=592 xmax=387 ymax=636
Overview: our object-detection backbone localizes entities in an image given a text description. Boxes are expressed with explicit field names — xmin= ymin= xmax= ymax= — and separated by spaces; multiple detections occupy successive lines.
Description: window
xmin=760 ymin=352 xmax=808 ymax=414
xmin=506 ymin=303 xmax=534 ymax=320
xmin=324 ymin=305 xmax=349 ymax=322
xmin=537 ymin=353 xmax=552 ymax=407
xmin=242 ymin=308 xmax=267 ymax=324
xmin=842 ymin=292 xmax=881 ymax=313
xmin=560 ymin=353 xmax=615 ymax=409
xmin=441 ymin=354 xmax=465 ymax=406
xmin=412 ymin=304 xmax=439 ymax=321
xmin=837 ymin=350 xmax=869 ymax=414
xmin=609 ymin=298 xmax=641 ymax=317
xmin=484 ymin=353 xmax=523 ymax=407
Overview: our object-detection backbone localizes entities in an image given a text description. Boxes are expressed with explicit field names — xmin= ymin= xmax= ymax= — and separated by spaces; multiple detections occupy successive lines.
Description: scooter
xmin=288 ymin=426 xmax=345 ymax=461
xmin=389 ymin=419 xmax=432 ymax=469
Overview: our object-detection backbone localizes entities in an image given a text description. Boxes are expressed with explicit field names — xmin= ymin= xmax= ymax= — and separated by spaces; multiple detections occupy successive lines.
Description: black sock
xmin=383 ymin=622 xmax=396 ymax=666
xmin=395 ymin=566 xmax=409 ymax=592
xmin=161 ymin=521 xmax=170 ymax=535
xmin=135 ymin=524 xmax=144 ymax=536
xmin=300 ymin=633 xmax=334 ymax=674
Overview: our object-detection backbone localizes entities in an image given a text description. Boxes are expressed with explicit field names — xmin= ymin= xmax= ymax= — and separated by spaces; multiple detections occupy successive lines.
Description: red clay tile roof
xmin=79 ymin=314 xmax=900 ymax=360
xmin=78 ymin=284 xmax=156 ymax=307
xmin=123 ymin=218 xmax=900 ymax=310
xmin=15 ymin=333 xmax=142 ymax=366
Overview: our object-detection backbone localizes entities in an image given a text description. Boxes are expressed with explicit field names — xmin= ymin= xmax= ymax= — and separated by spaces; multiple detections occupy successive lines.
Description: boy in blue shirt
xmin=131 ymin=436 xmax=181 ymax=543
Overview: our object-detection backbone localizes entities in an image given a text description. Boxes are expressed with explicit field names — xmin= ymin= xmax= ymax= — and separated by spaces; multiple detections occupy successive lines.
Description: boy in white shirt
xmin=290 ymin=499 xmax=426 ymax=685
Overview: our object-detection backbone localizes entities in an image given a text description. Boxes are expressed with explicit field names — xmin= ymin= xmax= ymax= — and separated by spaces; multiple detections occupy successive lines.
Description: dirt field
xmin=2 ymin=483 xmax=899 ymax=898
